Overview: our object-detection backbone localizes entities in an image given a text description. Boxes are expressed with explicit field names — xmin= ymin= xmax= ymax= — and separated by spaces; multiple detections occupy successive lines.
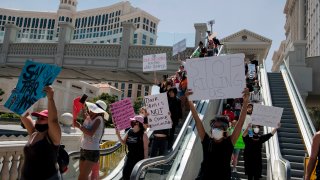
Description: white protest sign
xmin=172 ymin=39 xmax=187 ymax=56
xmin=143 ymin=53 xmax=167 ymax=72
xmin=144 ymin=93 xmax=172 ymax=131
xmin=185 ymin=53 xmax=246 ymax=100
xmin=251 ymin=104 xmax=283 ymax=127
xmin=248 ymin=64 xmax=256 ymax=73
xmin=151 ymin=85 xmax=160 ymax=95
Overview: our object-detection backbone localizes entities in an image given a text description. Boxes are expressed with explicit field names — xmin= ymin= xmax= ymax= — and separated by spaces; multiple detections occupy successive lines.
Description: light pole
xmin=208 ymin=19 xmax=215 ymax=33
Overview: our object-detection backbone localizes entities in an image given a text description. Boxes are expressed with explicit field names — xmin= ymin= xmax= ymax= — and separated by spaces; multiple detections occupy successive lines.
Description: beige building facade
xmin=0 ymin=1 xmax=159 ymax=45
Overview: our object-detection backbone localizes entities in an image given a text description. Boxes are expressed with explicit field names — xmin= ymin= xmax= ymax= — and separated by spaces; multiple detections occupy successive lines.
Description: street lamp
xmin=208 ymin=19 xmax=215 ymax=33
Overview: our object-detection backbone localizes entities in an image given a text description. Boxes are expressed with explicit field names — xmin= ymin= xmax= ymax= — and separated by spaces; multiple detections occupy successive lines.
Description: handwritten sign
xmin=248 ymin=64 xmax=256 ymax=73
xmin=143 ymin=53 xmax=167 ymax=72
xmin=110 ymin=98 xmax=135 ymax=130
xmin=251 ymin=104 xmax=283 ymax=127
xmin=4 ymin=60 xmax=61 ymax=115
xmin=185 ymin=54 xmax=246 ymax=100
xmin=172 ymin=39 xmax=186 ymax=56
xmin=151 ymin=85 xmax=160 ymax=95
xmin=144 ymin=93 xmax=172 ymax=131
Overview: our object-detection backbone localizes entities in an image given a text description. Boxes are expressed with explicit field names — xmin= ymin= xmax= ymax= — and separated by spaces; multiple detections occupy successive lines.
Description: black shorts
xmin=80 ymin=148 xmax=100 ymax=163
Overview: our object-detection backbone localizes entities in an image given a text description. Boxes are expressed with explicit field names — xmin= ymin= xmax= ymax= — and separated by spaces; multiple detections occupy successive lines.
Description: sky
xmin=0 ymin=0 xmax=286 ymax=71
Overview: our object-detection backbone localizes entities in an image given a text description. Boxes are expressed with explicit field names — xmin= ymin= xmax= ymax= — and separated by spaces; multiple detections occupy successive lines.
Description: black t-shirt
xmin=200 ymin=133 xmax=234 ymax=180
xmin=126 ymin=129 xmax=144 ymax=160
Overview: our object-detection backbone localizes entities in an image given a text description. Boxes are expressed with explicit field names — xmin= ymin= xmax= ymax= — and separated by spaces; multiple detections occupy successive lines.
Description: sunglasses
xmin=37 ymin=116 xmax=48 ymax=121
xmin=130 ymin=121 xmax=139 ymax=127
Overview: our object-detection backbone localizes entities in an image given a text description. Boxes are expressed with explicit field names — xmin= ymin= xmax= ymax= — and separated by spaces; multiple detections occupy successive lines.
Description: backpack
xmin=46 ymin=136 xmax=70 ymax=174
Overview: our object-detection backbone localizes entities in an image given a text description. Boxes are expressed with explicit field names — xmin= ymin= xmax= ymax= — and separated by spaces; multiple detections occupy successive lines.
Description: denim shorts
xmin=80 ymin=148 xmax=100 ymax=163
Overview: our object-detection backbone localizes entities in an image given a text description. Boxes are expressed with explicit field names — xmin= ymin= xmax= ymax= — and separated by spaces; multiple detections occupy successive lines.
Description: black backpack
xmin=46 ymin=136 xmax=70 ymax=174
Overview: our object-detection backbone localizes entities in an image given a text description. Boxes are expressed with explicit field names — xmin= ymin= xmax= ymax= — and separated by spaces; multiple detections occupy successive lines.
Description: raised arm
xmin=20 ymin=112 xmax=35 ymax=135
xmin=45 ymin=86 xmax=61 ymax=146
xmin=76 ymin=117 xmax=102 ymax=137
xmin=186 ymin=91 xmax=206 ymax=141
xmin=143 ymin=133 xmax=149 ymax=159
xmin=305 ymin=133 xmax=320 ymax=180
xmin=231 ymin=88 xmax=249 ymax=145
xmin=115 ymin=129 xmax=128 ymax=145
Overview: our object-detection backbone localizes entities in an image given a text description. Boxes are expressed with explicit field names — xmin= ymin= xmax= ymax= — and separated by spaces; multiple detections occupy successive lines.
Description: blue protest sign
xmin=4 ymin=60 xmax=61 ymax=115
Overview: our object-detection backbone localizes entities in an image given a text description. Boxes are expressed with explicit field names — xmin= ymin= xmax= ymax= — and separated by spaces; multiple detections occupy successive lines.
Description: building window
xmin=142 ymin=34 xmax=147 ymax=45
xmin=137 ymin=84 xmax=142 ymax=97
xmin=114 ymin=82 xmax=118 ymax=88
xmin=150 ymin=38 xmax=154 ymax=45
xmin=121 ymin=82 xmax=125 ymax=99
xmin=144 ymin=86 xmax=149 ymax=96
xmin=128 ymin=83 xmax=132 ymax=97
xmin=113 ymin=38 xmax=117 ymax=43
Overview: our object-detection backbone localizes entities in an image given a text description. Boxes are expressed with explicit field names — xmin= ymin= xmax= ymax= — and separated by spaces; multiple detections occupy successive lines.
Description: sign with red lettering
xmin=110 ymin=98 xmax=135 ymax=130
xmin=185 ymin=54 xmax=246 ymax=100
xmin=144 ymin=93 xmax=172 ymax=131
xmin=143 ymin=53 xmax=167 ymax=72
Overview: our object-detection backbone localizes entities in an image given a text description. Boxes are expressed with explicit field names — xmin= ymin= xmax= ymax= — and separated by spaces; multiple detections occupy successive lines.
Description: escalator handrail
xmin=259 ymin=64 xmax=291 ymax=180
xmin=281 ymin=61 xmax=315 ymax=155
xmin=130 ymin=101 xmax=205 ymax=180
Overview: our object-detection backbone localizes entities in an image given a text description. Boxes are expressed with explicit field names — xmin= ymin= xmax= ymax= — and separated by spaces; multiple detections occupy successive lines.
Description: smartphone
xmin=79 ymin=94 xmax=88 ymax=104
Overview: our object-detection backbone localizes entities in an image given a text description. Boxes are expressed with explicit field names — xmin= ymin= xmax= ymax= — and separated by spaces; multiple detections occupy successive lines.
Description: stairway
xmin=267 ymin=73 xmax=306 ymax=180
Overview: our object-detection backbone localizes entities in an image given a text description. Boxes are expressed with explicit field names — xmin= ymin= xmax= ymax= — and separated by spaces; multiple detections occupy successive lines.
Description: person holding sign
xmin=187 ymin=88 xmax=250 ymax=180
xmin=243 ymin=123 xmax=280 ymax=180
xmin=20 ymin=86 xmax=62 ymax=180
xmin=305 ymin=132 xmax=320 ymax=180
xmin=115 ymin=115 xmax=149 ymax=180
xmin=74 ymin=100 xmax=108 ymax=180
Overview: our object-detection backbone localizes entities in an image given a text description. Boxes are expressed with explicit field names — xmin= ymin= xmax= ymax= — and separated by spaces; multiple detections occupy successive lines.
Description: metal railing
xmin=280 ymin=61 xmax=316 ymax=155
xmin=259 ymin=63 xmax=291 ymax=180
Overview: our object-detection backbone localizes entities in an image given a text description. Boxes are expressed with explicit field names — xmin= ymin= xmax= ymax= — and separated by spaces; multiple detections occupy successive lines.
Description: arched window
xmin=72 ymin=2 xmax=75 ymax=6
xmin=64 ymin=0 xmax=67 ymax=3
xmin=66 ymin=17 xmax=69 ymax=22
xmin=68 ymin=0 xmax=71 ymax=4
xmin=61 ymin=16 xmax=65 ymax=22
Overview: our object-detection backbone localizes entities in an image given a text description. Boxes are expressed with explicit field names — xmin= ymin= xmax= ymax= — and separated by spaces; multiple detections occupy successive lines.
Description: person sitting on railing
xmin=20 ymin=86 xmax=62 ymax=180
xmin=186 ymin=88 xmax=250 ymax=180
xmin=74 ymin=100 xmax=108 ymax=180
xmin=305 ymin=132 xmax=320 ymax=180
xmin=115 ymin=115 xmax=149 ymax=180
xmin=243 ymin=123 xmax=280 ymax=180
xmin=213 ymin=37 xmax=223 ymax=56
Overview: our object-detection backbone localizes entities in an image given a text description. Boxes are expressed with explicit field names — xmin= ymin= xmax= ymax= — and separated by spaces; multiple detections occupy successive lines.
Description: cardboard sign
xmin=110 ymin=98 xmax=135 ymax=130
xmin=251 ymin=104 xmax=283 ymax=127
xmin=172 ymin=39 xmax=186 ymax=56
xmin=143 ymin=53 xmax=167 ymax=72
xmin=185 ymin=54 xmax=246 ymax=100
xmin=144 ymin=93 xmax=172 ymax=131
xmin=4 ymin=60 xmax=61 ymax=115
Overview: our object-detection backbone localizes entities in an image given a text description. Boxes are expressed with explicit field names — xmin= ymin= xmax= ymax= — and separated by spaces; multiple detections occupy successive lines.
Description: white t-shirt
xmin=81 ymin=116 xmax=104 ymax=150
xmin=250 ymin=91 xmax=262 ymax=103
xmin=242 ymin=115 xmax=252 ymax=131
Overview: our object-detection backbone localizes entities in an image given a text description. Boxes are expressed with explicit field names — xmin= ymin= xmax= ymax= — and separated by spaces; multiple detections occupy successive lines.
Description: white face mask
xmin=253 ymin=127 xmax=260 ymax=134
xmin=211 ymin=128 xmax=224 ymax=140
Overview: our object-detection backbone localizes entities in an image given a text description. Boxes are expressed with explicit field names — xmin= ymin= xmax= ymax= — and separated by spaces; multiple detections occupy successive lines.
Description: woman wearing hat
xmin=186 ymin=88 xmax=250 ymax=180
xmin=20 ymin=86 xmax=62 ymax=180
xmin=74 ymin=100 xmax=109 ymax=180
xmin=115 ymin=115 xmax=149 ymax=180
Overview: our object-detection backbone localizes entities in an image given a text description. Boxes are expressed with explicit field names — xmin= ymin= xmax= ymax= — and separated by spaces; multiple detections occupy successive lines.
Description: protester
xmin=227 ymin=119 xmax=245 ymax=173
xmin=222 ymin=104 xmax=235 ymax=122
xmin=242 ymin=103 xmax=253 ymax=131
xmin=167 ymin=87 xmax=182 ymax=149
xmin=243 ymin=123 xmax=280 ymax=180
xmin=139 ymin=107 xmax=149 ymax=129
xmin=20 ymin=86 xmax=62 ymax=180
xmin=305 ymin=132 xmax=320 ymax=180
xmin=198 ymin=41 xmax=207 ymax=57
xmin=150 ymin=128 xmax=170 ymax=157
xmin=74 ymin=100 xmax=108 ymax=180
xmin=232 ymin=98 xmax=243 ymax=118
xmin=116 ymin=115 xmax=149 ymax=180
xmin=249 ymin=87 xmax=262 ymax=103
xmin=187 ymin=88 xmax=250 ymax=180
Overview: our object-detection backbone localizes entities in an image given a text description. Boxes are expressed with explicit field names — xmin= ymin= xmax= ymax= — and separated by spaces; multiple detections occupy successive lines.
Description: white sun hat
xmin=85 ymin=100 xmax=109 ymax=120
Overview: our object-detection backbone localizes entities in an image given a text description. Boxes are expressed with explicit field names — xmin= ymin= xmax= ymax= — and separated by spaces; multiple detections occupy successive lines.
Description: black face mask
xmin=35 ymin=124 xmax=49 ymax=132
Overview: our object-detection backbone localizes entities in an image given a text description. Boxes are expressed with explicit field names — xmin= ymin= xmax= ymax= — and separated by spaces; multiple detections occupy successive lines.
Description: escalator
xmin=267 ymin=73 xmax=306 ymax=179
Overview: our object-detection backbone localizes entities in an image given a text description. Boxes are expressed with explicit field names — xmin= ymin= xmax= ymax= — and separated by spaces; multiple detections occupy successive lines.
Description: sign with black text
xmin=251 ymin=104 xmax=283 ymax=127
xmin=144 ymin=93 xmax=172 ymax=131
xmin=4 ymin=60 xmax=61 ymax=115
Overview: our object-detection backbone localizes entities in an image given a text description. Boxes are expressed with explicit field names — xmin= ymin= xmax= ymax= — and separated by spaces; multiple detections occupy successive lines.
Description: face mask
xmin=253 ymin=127 xmax=260 ymax=134
xmin=35 ymin=124 xmax=49 ymax=132
xmin=211 ymin=128 xmax=224 ymax=140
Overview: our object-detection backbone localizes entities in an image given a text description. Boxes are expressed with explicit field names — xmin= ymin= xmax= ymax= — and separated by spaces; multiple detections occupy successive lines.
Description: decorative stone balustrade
xmin=0 ymin=141 xmax=26 ymax=180
xmin=64 ymin=44 xmax=121 ymax=59
xmin=8 ymin=43 xmax=57 ymax=56
xmin=128 ymin=45 xmax=194 ymax=61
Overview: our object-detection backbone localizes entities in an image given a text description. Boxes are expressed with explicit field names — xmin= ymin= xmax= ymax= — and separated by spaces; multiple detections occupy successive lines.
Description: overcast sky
xmin=1 ymin=0 xmax=286 ymax=71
